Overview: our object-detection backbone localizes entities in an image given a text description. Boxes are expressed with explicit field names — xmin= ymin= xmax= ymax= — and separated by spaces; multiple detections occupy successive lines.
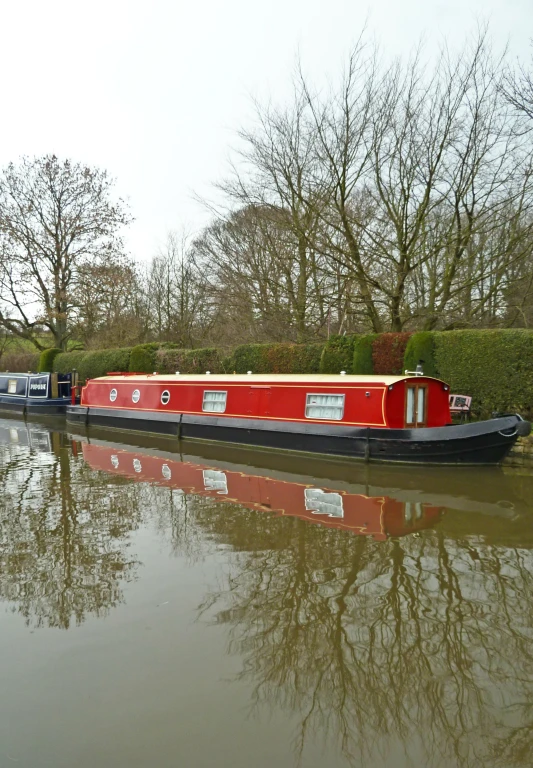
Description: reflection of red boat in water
xmin=82 ymin=443 xmax=443 ymax=540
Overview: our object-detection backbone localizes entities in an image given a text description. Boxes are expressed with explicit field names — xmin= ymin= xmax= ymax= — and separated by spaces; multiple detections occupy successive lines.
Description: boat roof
xmin=97 ymin=373 xmax=442 ymax=385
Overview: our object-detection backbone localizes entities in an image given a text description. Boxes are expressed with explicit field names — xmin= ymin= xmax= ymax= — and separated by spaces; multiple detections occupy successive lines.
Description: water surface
xmin=1 ymin=418 xmax=533 ymax=768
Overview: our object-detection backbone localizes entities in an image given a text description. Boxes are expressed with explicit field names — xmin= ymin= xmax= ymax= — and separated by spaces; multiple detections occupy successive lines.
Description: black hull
xmin=0 ymin=398 xmax=69 ymax=417
xmin=66 ymin=406 xmax=531 ymax=466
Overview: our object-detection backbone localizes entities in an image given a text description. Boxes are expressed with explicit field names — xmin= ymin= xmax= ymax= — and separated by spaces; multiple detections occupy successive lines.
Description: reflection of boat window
xmin=404 ymin=502 xmax=424 ymax=523
xmin=133 ymin=458 xmax=142 ymax=473
xmin=111 ymin=455 xmax=119 ymax=469
xmin=9 ymin=428 xmax=19 ymax=443
xmin=304 ymin=488 xmax=344 ymax=518
xmin=162 ymin=464 xmax=171 ymax=480
xmin=203 ymin=469 xmax=228 ymax=494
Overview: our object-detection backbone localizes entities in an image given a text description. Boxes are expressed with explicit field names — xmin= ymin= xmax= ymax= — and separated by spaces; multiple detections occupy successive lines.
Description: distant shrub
xmin=0 ymin=350 xmax=40 ymax=373
xmin=38 ymin=347 xmax=62 ymax=373
xmin=156 ymin=347 xmax=224 ymax=374
xmin=404 ymin=332 xmax=438 ymax=377
xmin=319 ymin=335 xmax=357 ymax=374
xmin=372 ymin=333 xmax=412 ymax=375
xmin=434 ymin=329 xmax=533 ymax=419
xmin=352 ymin=334 xmax=377 ymax=374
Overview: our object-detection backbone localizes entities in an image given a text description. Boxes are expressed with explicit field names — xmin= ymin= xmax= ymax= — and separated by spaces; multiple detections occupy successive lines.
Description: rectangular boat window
xmin=7 ymin=379 xmax=17 ymax=394
xmin=202 ymin=390 xmax=227 ymax=413
xmin=406 ymin=387 xmax=415 ymax=424
xmin=417 ymin=387 xmax=426 ymax=424
xmin=305 ymin=393 xmax=345 ymax=420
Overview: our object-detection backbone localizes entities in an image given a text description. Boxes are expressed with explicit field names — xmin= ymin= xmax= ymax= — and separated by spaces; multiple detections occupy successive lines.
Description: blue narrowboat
xmin=0 ymin=371 xmax=73 ymax=416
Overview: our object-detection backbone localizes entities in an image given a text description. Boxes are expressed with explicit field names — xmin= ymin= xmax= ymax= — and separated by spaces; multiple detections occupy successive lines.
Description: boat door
xmin=247 ymin=385 xmax=271 ymax=417
xmin=405 ymin=383 xmax=427 ymax=427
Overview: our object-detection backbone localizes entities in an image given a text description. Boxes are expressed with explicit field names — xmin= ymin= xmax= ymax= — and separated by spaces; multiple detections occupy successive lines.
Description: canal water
xmin=1 ymin=419 xmax=533 ymax=768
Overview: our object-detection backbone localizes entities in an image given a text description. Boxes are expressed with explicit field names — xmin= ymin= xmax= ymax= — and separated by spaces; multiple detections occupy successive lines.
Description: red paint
xmin=81 ymin=374 xmax=452 ymax=429
xmin=82 ymin=443 xmax=443 ymax=539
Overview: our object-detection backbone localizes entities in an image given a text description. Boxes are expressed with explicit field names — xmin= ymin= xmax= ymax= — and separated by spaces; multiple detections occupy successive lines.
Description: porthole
xmin=132 ymin=389 xmax=140 ymax=404
xmin=111 ymin=455 xmax=119 ymax=468
xmin=110 ymin=388 xmax=118 ymax=403
xmin=161 ymin=390 xmax=170 ymax=405
xmin=133 ymin=458 xmax=142 ymax=473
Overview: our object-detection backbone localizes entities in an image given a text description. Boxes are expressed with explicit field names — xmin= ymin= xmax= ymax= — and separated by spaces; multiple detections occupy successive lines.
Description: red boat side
xmin=80 ymin=373 xmax=452 ymax=429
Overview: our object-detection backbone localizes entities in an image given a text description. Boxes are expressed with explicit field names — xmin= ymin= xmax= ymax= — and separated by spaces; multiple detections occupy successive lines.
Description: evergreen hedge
xmin=404 ymin=332 xmax=438 ymax=377
xmin=38 ymin=347 xmax=62 ymax=373
xmin=230 ymin=342 xmax=324 ymax=374
xmin=156 ymin=347 xmax=224 ymax=374
xmin=319 ymin=335 xmax=357 ymax=374
xmin=433 ymin=329 xmax=533 ymax=418
xmin=353 ymin=335 xmax=376 ymax=374
xmin=53 ymin=350 xmax=89 ymax=376
xmin=53 ymin=348 xmax=132 ymax=381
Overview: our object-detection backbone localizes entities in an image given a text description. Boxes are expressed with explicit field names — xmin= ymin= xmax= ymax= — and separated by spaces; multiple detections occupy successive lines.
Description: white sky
xmin=0 ymin=0 xmax=531 ymax=260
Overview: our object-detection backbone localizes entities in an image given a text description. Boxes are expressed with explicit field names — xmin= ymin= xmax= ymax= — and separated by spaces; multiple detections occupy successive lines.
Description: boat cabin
xmin=81 ymin=373 xmax=452 ymax=429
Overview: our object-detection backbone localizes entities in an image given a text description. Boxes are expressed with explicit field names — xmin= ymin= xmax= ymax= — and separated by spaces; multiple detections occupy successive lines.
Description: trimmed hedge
xmin=353 ymin=334 xmax=377 ymax=374
xmin=53 ymin=348 xmax=132 ymax=381
xmin=129 ymin=342 xmax=181 ymax=373
xmin=434 ymin=329 xmax=533 ymax=418
xmin=156 ymin=347 xmax=224 ymax=374
xmin=230 ymin=342 xmax=324 ymax=374
xmin=372 ymin=333 xmax=412 ymax=375
xmin=53 ymin=350 xmax=88 ymax=375
xmin=404 ymin=332 xmax=438 ymax=377
xmin=319 ymin=335 xmax=356 ymax=374
xmin=38 ymin=347 xmax=61 ymax=373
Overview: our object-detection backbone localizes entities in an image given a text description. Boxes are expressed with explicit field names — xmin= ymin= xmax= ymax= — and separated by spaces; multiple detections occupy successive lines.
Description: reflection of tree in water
xmin=0 ymin=439 xmax=143 ymax=629
xmin=193 ymin=503 xmax=533 ymax=768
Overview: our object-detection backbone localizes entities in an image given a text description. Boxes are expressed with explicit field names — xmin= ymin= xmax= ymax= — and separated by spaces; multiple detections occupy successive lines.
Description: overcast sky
xmin=0 ymin=0 xmax=531 ymax=260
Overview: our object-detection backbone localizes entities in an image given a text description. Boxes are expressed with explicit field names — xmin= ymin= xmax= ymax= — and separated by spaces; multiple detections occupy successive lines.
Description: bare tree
xmin=0 ymin=155 xmax=132 ymax=350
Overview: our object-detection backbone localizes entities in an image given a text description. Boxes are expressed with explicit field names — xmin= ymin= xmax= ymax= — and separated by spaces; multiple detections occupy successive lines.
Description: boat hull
xmin=66 ymin=405 xmax=530 ymax=465
xmin=0 ymin=396 xmax=70 ymax=417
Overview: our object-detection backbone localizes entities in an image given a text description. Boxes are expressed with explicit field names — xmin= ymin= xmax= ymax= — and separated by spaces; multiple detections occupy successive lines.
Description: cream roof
xmin=100 ymin=373 xmax=443 ymax=385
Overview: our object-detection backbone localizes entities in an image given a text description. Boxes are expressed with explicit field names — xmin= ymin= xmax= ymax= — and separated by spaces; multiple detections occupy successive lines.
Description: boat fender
xmin=515 ymin=418 xmax=532 ymax=437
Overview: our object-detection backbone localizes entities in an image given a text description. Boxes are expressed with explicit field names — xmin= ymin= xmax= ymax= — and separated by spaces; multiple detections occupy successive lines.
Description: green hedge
xmin=156 ymin=347 xmax=224 ymax=374
xmin=319 ymin=335 xmax=357 ymax=374
xmin=404 ymin=332 xmax=438 ymax=377
xmin=129 ymin=342 xmax=180 ymax=373
xmin=434 ymin=330 xmax=533 ymax=418
xmin=38 ymin=347 xmax=62 ymax=373
xmin=53 ymin=348 xmax=132 ymax=381
xmin=230 ymin=342 xmax=324 ymax=374
xmin=353 ymin=334 xmax=376 ymax=374
xmin=53 ymin=350 xmax=88 ymax=375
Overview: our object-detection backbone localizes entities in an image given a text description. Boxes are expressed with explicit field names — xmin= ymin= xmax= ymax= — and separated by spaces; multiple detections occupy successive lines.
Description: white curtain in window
xmin=203 ymin=391 xmax=227 ymax=413
xmin=306 ymin=394 xmax=344 ymax=420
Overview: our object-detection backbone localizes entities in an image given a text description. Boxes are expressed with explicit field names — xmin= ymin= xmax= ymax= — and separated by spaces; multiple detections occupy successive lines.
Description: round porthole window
xmin=133 ymin=458 xmax=142 ymax=473
xmin=161 ymin=390 xmax=170 ymax=405
xmin=132 ymin=389 xmax=140 ymax=404
xmin=110 ymin=388 xmax=118 ymax=402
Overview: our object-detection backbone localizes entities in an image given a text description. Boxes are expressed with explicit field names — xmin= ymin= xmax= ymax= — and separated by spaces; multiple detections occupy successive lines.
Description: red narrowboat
xmin=66 ymin=373 xmax=530 ymax=465
xmin=82 ymin=442 xmax=444 ymax=539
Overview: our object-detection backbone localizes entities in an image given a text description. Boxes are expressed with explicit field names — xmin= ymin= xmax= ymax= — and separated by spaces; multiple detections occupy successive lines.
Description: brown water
xmin=1 ymin=418 xmax=533 ymax=768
